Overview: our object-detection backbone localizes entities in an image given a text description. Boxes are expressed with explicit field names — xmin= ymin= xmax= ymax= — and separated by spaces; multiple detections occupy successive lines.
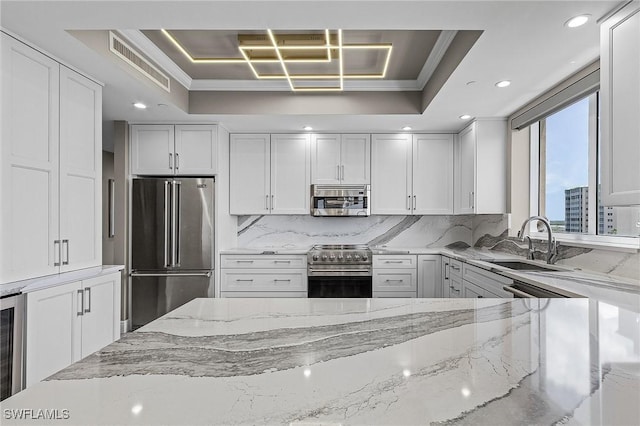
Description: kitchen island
xmin=2 ymin=297 xmax=639 ymax=425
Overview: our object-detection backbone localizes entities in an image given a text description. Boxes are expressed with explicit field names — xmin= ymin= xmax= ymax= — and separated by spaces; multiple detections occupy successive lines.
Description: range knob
xmin=338 ymin=255 xmax=344 ymax=261
xmin=329 ymin=254 xmax=336 ymax=261
xmin=354 ymin=254 xmax=361 ymax=261
xmin=312 ymin=254 xmax=319 ymax=261
xmin=362 ymin=254 xmax=368 ymax=261
xmin=346 ymin=255 xmax=353 ymax=261
xmin=321 ymin=255 xmax=328 ymax=261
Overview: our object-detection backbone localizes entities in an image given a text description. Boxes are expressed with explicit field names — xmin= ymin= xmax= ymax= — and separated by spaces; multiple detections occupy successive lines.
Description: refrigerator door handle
xmin=130 ymin=271 xmax=212 ymax=278
xmin=172 ymin=181 xmax=182 ymax=267
xmin=164 ymin=181 xmax=171 ymax=267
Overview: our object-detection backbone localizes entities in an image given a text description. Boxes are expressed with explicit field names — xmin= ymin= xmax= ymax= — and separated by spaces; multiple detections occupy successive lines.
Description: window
xmin=530 ymin=92 xmax=640 ymax=243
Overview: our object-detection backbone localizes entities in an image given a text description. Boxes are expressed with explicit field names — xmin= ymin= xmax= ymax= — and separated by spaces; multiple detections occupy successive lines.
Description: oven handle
xmin=308 ymin=269 xmax=372 ymax=277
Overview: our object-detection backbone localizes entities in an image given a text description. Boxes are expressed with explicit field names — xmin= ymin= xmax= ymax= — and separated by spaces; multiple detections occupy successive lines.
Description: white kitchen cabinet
xmin=600 ymin=1 xmax=640 ymax=206
xmin=412 ymin=134 xmax=454 ymax=214
xmin=25 ymin=271 xmax=121 ymax=387
xmin=220 ymin=254 xmax=307 ymax=297
xmin=462 ymin=263 xmax=513 ymax=298
xmin=0 ymin=34 xmax=102 ymax=284
xmin=371 ymin=133 xmax=454 ymax=215
xmin=229 ymin=133 xmax=310 ymax=215
xmin=59 ymin=66 xmax=102 ymax=272
xmin=130 ymin=125 xmax=218 ymax=175
xmin=455 ymin=120 xmax=507 ymax=214
xmin=230 ymin=134 xmax=270 ymax=215
xmin=373 ymin=254 xmax=417 ymax=297
xmin=311 ymin=134 xmax=370 ymax=184
xmin=417 ymin=255 xmax=441 ymax=298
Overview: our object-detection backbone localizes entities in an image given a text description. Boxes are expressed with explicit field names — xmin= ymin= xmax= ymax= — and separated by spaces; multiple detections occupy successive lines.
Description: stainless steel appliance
xmin=307 ymin=244 xmax=372 ymax=297
xmin=310 ymin=185 xmax=370 ymax=217
xmin=131 ymin=177 xmax=214 ymax=327
xmin=1 ymin=293 xmax=24 ymax=401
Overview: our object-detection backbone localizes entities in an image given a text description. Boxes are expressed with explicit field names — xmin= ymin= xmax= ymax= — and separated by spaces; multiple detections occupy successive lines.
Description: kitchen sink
xmin=485 ymin=260 xmax=566 ymax=272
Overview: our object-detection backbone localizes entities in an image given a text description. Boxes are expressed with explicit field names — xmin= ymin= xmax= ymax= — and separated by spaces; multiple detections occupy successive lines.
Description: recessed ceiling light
xmin=303 ymin=126 xmax=313 ymax=131
xmin=495 ymin=80 xmax=511 ymax=88
xmin=459 ymin=114 xmax=472 ymax=120
xmin=401 ymin=126 xmax=412 ymax=131
xmin=565 ymin=15 xmax=590 ymax=28
xmin=133 ymin=102 xmax=147 ymax=109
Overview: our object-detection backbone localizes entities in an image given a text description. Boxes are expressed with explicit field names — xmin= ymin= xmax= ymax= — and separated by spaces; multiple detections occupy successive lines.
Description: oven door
xmin=307 ymin=270 xmax=372 ymax=298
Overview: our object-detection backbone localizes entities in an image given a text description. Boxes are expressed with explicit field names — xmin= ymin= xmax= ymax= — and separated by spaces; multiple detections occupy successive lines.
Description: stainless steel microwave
xmin=310 ymin=184 xmax=370 ymax=217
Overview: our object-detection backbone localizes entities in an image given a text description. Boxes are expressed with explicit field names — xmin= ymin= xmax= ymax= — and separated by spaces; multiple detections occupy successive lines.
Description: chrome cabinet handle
xmin=274 ymin=260 xmax=291 ymax=264
xmin=444 ymin=263 xmax=449 ymax=280
xmin=271 ymin=195 xmax=274 ymax=210
xmin=450 ymin=265 xmax=460 ymax=271
xmin=265 ymin=194 xmax=269 ymax=210
xmin=54 ymin=240 xmax=61 ymax=266
xmin=337 ymin=165 xmax=340 ymax=180
xmin=385 ymin=260 xmax=403 ymax=264
xmin=407 ymin=195 xmax=411 ymax=210
xmin=236 ymin=260 xmax=254 ymax=263
xmin=175 ymin=153 xmax=180 ymax=170
xmin=84 ymin=287 xmax=91 ymax=313
xmin=169 ymin=153 xmax=173 ymax=170
xmin=77 ymin=289 xmax=84 ymax=316
xmin=273 ymin=279 xmax=291 ymax=282
xmin=413 ymin=195 xmax=416 ymax=210
xmin=235 ymin=279 xmax=254 ymax=282
xmin=62 ymin=239 xmax=69 ymax=265
xmin=384 ymin=279 xmax=405 ymax=283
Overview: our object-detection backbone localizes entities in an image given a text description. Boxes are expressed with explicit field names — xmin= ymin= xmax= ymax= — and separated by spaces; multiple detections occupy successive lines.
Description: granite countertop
xmin=0 ymin=265 xmax=125 ymax=297
xmin=2 ymin=297 xmax=639 ymax=425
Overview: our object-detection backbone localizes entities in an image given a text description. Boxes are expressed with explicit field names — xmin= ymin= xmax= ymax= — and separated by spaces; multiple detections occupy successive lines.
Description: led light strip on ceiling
xmin=161 ymin=29 xmax=393 ymax=92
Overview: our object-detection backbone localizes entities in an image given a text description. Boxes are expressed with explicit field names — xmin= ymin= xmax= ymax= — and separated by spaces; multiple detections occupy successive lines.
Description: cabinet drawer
xmin=448 ymin=259 xmax=463 ymax=276
xmin=221 ymin=255 xmax=307 ymax=269
xmin=373 ymin=269 xmax=417 ymax=292
xmin=463 ymin=263 xmax=513 ymax=297
xmin=220 ymin=291 xmax=307 ymax=298
xmin=220 ymin=269 xmax=307 ymax=292
xmin=373 ymin=255 xmax=417 ymax=268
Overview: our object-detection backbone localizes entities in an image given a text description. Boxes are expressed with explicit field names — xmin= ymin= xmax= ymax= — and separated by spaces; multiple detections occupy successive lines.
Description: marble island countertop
xmin=2 ymin=297 xmax=639 ymax=425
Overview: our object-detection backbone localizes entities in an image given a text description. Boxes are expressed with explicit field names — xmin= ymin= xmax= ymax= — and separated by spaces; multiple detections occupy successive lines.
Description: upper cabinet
xmin=371 ymin=133 xmax=454 ymax=215
xmin=230 ymin=133 xmax=310 ymax=215
xmin=0 ymin=34 xmax=102 ymax=284
xmin=311 ymin=134 xmax=370 ymax=184
xmin=455 ymin=120 xmax=507 ymax=214
xmin=130 ymin=124 xmax=218 ymax=175
xmin=600 ymin=1 xmax=640 ymax=206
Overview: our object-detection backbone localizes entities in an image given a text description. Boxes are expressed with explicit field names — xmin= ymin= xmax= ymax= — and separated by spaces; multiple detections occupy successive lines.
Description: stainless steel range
xmin=307 ymin=244 xmax=372 ymax=298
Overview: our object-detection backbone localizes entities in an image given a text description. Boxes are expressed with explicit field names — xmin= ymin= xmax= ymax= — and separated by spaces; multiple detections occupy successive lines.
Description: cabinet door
xmin=456 ymin=124 xmax=476 ymax=214
xmin=441 ymin=257 xmax=451 ymax=297
xmin=80 ymin=272 xmax=121 ymax=358
xmin=371 ymin=134 xmax=412 ymax=214
xmin=25 ymin=281 xmax=82 ymax=387
xmin=311 ymin=134 xmax=341 ymax=184
xmin=270 ymin=134 xmax=310 ymax=214
xmin=0 ymin=34 xmax=60 ymax=283
xmin=130 ymin=125 xmax=174 ymax=175
xmin=229 ymin=134 xmax=270 ymax=215
xmin=59 ymin=66 xmax=102 ymax=272
xmin=413 ymin=134 xmax=454 ymax=214
xmin=462 ymin=280 xmax=485 ymax=298
xmin=417 ymin=255 xmax=441 ymax=298
xmin=601 ymin=3 xmax=640 ymax=206
xmin=341 ymin=134 xmax=371 ymax=184
xmin=174 ymin=125 xmax=218 ymax=175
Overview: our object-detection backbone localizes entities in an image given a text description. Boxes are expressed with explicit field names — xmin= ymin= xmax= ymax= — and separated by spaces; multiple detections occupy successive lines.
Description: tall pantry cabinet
xmin=0 ymin=33 xmax=102 ymax=284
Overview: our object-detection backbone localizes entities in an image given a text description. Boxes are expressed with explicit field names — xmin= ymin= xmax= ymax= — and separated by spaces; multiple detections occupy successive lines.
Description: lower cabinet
xmin=417 ymin=255 xmax=441 ymax=297
xmin=373 ymin=255 xmax=417 ymax=298
xmin=220 ymin=255 xmax=307 ymax=297
xmin=462 ymin=263 xmax=513 ymax=298
xmin=441 ymin=257 xmax=463 ymax=298
xmin=25 ymin=271 xmax=121 ymax=387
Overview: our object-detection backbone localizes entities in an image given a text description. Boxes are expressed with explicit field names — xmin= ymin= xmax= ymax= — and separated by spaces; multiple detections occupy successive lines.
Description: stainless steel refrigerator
xmin=131 ymin=177 xmax=214 ymax=327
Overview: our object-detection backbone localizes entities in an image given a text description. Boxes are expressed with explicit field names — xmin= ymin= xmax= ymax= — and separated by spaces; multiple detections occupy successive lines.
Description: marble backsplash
xmin=237 ymin=214 xmax=639 ymax=282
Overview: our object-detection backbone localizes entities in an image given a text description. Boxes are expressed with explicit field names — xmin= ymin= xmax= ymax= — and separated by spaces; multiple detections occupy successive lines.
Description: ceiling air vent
xmin=109 ymin=31 xmax=170 ymax=92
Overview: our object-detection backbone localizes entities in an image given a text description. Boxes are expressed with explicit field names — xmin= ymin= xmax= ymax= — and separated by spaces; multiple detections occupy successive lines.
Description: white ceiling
xmin=0 ymin=1 xmax=619 ymax=139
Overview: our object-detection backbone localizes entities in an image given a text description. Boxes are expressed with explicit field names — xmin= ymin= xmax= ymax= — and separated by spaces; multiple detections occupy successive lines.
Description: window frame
xmin=529 ymin=92 xmax=640 ymax=252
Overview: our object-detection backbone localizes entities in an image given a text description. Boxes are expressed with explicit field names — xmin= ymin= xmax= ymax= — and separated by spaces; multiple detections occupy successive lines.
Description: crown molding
xmin=119 ymin=29 xmax=192 ymax=90
xmin=417 ymin=30 xmax=457 ymax=90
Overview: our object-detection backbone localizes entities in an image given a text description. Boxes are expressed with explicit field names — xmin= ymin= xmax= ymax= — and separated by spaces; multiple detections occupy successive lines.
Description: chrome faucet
xmin=518 ymin=216 xmax=559 ymax=264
